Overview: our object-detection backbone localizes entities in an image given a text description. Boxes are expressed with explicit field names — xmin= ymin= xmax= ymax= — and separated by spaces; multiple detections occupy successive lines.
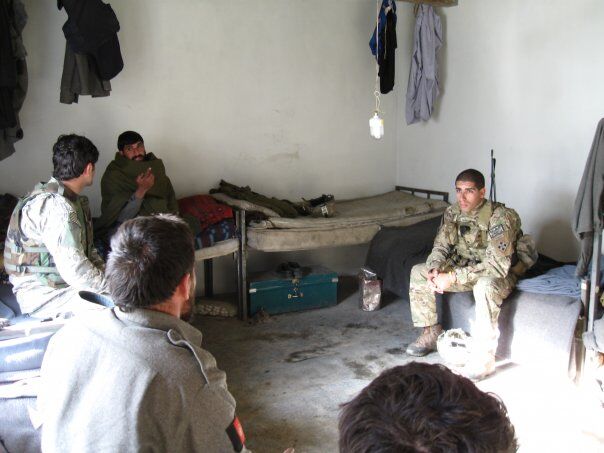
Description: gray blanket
xmin=365 ymin=216 xmax=441 ymax=297
xmin=441 ymin=291 xmax=581 ymax=375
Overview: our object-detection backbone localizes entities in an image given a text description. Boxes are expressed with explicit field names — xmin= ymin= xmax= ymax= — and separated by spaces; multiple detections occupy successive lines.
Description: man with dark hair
xmin=4 ymin=134 xmax=107 ymax=317
xmin=406 ymin=169 xmax=534 ymax=380
xmin=106 ymin=214 xmax=195 ymax=314
xmin=94 ymin=130 xmax=178 ymax=245
xmin=38 ymin=215 xmax=249 ymax=452
xmin=339 ymin=362 xmax=517 ymax=452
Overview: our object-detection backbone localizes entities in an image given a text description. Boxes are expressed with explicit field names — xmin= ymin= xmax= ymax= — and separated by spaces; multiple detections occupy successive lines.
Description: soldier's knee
xmin=410 ymin=263 xmax=427 ymax=281
xmin=474 ymin=277 xmax=506 ymax=302
xmin=473 ymin=277 xmax=497 ymax=294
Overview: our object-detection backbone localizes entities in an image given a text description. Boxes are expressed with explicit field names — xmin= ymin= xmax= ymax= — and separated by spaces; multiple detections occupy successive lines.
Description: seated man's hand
xmin=427 ymin=268 xmax=440 ymax=292
xmin=432 ymin=272 xmax=455 ymax=294
xmin=135 ymin=168 xmax=155 ymax=199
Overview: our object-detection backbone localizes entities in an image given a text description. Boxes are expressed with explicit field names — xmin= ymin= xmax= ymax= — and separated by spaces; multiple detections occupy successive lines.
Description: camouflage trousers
xmin=409 ymin=263 xmax=516 ymax=349
xmin=15 ymin=285 xmax=105 ymax=319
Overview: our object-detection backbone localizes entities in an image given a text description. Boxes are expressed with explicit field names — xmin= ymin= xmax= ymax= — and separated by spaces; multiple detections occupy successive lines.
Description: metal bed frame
xmin=233 ymin=186 xmax=449 ymax=321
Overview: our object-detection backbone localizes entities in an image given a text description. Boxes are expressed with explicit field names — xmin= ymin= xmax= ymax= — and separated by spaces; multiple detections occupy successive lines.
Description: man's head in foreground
xmin=117 ymin=130 xmax=146 ymax=161
xmin=339 ymin=362 xmax=517 ymax=453
xmin=455 ymin=168 xmax=486 ymax=213
xmin=106 ymin=214 xmax=196 ymax=321
xmin=52 ymin=134 xmax=99 ymax=187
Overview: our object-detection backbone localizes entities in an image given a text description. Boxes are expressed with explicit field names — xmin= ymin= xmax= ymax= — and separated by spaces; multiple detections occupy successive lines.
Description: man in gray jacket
xmin=38 ymin=214 xmax=249 ymax=452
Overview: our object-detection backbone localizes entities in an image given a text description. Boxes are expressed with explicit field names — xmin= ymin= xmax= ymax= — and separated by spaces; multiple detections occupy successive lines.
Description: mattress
xmin=246 ymin=191 xmax=448 ymax=252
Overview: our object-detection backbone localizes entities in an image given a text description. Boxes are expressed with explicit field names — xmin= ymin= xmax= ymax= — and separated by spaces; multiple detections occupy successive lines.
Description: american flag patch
xmin=489 ymin=224 xmax=504 ymax=239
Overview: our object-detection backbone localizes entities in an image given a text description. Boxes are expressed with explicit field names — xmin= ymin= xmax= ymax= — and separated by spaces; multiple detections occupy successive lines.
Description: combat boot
xmin=406 ymin=324 xmax=443 ymax=357
xmin=463 ymin=351 xmax=496 ymax=381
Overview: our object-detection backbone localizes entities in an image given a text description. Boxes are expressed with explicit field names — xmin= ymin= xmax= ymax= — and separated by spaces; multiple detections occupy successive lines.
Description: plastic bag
xmin=358 ymin=267 xmax=382 ymax=311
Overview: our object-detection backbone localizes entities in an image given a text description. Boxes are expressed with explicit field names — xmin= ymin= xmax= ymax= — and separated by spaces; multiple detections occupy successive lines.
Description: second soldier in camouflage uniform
xmin=4 ymin=135 xmax=108 ymax=318
xmin=406 ymin=169 xmax=528 ymax=380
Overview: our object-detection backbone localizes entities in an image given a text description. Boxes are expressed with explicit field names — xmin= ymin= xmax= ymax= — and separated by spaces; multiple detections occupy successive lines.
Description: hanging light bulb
xmin=369 ymin=110 xmax=384 ymax=140
xmin=370 ymin=86 xmax=384 ymax=139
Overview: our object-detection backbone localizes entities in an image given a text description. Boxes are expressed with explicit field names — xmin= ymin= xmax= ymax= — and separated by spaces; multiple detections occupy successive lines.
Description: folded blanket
xmin=516 ymin=265 xmax=581 ymax=297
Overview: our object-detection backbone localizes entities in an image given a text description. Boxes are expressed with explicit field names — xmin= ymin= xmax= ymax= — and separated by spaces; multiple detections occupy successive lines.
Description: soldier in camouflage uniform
xmin=406 ymin=169 xmax=526 ymax=380
xmin=4 ymin=135 xmax=108 ymax=318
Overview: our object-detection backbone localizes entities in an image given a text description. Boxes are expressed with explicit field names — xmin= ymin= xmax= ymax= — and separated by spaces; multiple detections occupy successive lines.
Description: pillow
xmin=178 ymin=195 xmax=234 ymax=232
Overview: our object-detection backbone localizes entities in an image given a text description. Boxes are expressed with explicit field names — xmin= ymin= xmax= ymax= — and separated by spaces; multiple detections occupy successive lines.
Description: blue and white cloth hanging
xmin=405 ymin=4 xmax=442 ymax=124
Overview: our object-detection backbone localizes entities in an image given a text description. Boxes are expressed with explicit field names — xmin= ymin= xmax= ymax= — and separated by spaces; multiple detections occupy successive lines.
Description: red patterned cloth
xmin=178 ymin=195 xmax=233 ymax=232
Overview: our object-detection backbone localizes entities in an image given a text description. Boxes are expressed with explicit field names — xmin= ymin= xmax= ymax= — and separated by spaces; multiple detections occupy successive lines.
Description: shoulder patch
xmin=489 ymin=224 xmax=504 ymax=239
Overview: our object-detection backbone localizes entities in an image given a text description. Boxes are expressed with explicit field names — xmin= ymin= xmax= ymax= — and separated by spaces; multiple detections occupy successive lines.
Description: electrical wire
xmin=374 ymin=0 xmax=381 ymax=114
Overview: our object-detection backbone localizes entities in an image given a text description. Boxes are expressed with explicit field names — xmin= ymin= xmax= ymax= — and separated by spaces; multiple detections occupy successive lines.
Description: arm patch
xmin=488 ymin=224 xmax=504 ymax=239
xmin=68 ymin=211 xmax=81 ymax=227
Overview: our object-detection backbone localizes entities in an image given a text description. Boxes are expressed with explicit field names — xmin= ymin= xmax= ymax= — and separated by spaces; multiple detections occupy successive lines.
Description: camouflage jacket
xmin=6 ymin=178 xmax=106 ymax=300
xmin=425 ymin=200 xmax=522 ymax=285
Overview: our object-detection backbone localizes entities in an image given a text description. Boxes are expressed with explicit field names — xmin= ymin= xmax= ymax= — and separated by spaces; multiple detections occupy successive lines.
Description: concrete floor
xmin=195 ymin=279 xmax=604 ymax=453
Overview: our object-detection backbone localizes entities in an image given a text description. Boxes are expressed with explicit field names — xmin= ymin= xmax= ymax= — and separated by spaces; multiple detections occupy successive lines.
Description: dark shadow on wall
xmin=535 ymin=218 xmax=579 ymax=263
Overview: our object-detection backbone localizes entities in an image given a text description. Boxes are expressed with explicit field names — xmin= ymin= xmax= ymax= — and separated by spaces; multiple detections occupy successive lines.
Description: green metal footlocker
xmin=248 ymin=266 xmax=338 ymax=316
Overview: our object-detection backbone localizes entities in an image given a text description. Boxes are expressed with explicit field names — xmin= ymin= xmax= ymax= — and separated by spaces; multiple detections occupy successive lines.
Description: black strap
xmin=489 ymin=149 xmax=497 ymax=203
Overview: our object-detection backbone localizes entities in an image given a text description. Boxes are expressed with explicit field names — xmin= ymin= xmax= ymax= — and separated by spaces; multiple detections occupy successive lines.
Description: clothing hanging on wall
xmin=405 ymin=4 xmax=442 ymax=125
xmin=58 ymin=0 xmax=123 ymax=104
xmin=572 ymin=118 xmax=604 ymax=277
xmin=369 ymin=0 xmax=397 ymax=94
xmin=60 ymin=47 xmax=111 ymax=104
xmin=0 ymin=0 xmax=27 ymax=161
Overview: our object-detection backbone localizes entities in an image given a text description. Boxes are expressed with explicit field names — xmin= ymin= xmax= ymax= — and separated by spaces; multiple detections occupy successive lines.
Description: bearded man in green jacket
xmin=94 ymin=131 xmax=178 ymax=247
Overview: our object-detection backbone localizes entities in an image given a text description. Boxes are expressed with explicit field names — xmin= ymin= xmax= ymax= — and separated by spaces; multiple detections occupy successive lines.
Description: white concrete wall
xmin=0 ymin=1 xmax=397 ymax=291
xmin=395 ymin=0 xmax=604 ymax=262
xmin=7 ymin=1 xmax=594 ymax=291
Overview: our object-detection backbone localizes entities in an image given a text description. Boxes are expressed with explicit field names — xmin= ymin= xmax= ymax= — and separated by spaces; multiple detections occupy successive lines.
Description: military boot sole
xmin=405 ymin=345 xmax=435 ymax=357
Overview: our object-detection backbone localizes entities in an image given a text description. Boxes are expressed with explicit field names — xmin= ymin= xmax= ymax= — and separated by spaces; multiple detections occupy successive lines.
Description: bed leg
xmin=236 ymin=210 xmax=248 ymax=321
xmin=204 ymin=259 xmax=214 ymax=298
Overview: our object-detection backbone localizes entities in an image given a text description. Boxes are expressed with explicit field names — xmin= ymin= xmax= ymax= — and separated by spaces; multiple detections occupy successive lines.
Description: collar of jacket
xmin=34 ymin=177 xmax=78 ymax=202
xmin=453 ymin=198 xmax=488 ymax=218
xmin=112 ymin=306 xmax=203 ymax=346
xmin=110 ymin=152 xmax=169 ymax=183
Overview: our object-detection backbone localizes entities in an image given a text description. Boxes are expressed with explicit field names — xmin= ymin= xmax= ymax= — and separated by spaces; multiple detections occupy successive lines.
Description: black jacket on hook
xmin=0 ymin=0 xmax=17 ymax=129
xmin=59 ymin=0 xmax=123 ymax=80
xmin=378 ymin=7 xmax=397 ymax=94
xmin=0 ymin=0 xmax=27 ymax=161
xmin=369 ymin=0 xmax=397 ymax=95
